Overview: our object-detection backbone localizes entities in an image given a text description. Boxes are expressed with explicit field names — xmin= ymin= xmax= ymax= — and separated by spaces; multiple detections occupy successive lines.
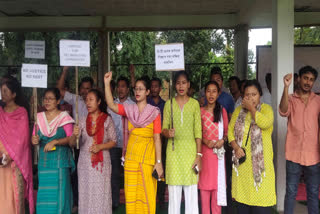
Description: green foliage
xmin=295 ymin=27 xmax=320 ymax=45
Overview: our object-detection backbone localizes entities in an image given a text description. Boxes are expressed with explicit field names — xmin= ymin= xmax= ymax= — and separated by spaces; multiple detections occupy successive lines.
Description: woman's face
xmin=1 ymin=84 xmax=16 ymax=104
xmin=175 ymin=75 xmax=190 ymax=96
xmin=134 ymin=81 xmax=149 ymax=102
xmin=43 ymin=91 xmax=60 ymax=111
xmin=205 ymin=84 xmax=219 ymax=105
xmin=85 ymin=92 xmax=100 ymax=113
xmin=244 ymin=86 xmax=261 ymax=108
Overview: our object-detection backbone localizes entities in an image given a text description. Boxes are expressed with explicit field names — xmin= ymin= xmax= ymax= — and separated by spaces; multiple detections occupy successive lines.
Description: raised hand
xmin=104 ymin=72 xmax=113 ymax=84
xmin=283 ymin=73 xmax=293 ymax=87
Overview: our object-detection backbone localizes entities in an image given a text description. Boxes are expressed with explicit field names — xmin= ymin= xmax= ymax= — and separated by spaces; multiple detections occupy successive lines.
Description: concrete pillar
xmin=234 ymin=24 xmax=249 ymax=80
xmin=272 ymin=0 xmax=294 ymax=211
xmin=98 ymin=31 xmax=110 ymax=88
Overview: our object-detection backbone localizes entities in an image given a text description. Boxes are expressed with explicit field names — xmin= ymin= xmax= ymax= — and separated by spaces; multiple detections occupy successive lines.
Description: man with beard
xmin=107 ymin=76 xmax=134 ymax=210
xmin=279 ymin=66 xmax=320 ymax=214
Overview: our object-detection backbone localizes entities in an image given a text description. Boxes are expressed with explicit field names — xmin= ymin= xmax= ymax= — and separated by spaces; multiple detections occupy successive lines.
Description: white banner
xmin=155 ymin=43 xmax=185 ymax=71
xmin=21 ymin=64 xmax=47 ymax=88
xmin=25 ymin=40 xmax=45 ymax=59
xmin=59 ymin=40 xmax=90 ymax=67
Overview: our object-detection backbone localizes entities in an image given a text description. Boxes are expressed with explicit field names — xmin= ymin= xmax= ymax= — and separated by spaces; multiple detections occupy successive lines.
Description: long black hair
xmin=2 ymin=77 xmax=30 ymax=113
xmin=204 ymin=81 xmax=222 ymax=123
xmin=88 ymin=89 xmax=108 ymax=114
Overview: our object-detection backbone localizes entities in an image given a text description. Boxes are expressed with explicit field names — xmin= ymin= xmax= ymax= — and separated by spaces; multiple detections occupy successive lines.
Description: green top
xmin=163 ymin=97 xmax=202 ymax=185
xmin=39 ymin=127 xmax=75 ymax=171
xmin=228 ymin=104 xmax=276 ymax=206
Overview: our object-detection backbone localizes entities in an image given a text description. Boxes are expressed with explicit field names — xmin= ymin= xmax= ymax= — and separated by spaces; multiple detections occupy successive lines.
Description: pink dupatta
xmin=0 ymin=107 xmax=34 ymax=214
xmin=121 ymin=103 xmax=160 ymax=157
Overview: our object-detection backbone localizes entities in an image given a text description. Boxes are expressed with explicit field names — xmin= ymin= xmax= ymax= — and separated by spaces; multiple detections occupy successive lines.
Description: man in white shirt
xmin=108 ymin=76 xmax=135 ymax=210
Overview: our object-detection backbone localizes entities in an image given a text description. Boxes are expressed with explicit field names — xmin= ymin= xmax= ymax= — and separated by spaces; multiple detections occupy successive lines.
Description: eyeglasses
xmin=43 ymin=97 xmax=56 ymax=102
xmin=133 ymin=87 xmax=146 ymax=92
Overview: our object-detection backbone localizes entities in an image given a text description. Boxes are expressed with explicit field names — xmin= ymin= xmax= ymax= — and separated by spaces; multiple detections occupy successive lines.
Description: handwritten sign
xmin=25 ymin=40 xmax=45 ymax=59
xmin=21 ymin=64 xmax=47 ymax=88
xmin=155 ymin=43 xmax=185 ymax=71
xmin=59 ymin=40 xmax=90 ymax=67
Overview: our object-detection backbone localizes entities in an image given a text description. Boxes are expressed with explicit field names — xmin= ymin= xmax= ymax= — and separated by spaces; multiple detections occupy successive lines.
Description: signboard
xmin=21 ymin=63 xmax=47 ymax=88
xmin=25 ymin=40 xmax=45 ymax=59
xmin=59 ymin=40 xmax=90 ymax=67
xmin=155 ymin=43 xmax=185 ymax=71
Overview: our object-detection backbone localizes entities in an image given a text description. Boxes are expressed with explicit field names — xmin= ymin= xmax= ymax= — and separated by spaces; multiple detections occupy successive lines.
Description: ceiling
xmin=0 ymin=0 xmax=319 ymax=17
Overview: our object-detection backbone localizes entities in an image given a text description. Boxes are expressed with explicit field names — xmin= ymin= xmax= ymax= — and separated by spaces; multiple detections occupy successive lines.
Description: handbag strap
xmin=244 ymin=124 xmax=251 ymax=147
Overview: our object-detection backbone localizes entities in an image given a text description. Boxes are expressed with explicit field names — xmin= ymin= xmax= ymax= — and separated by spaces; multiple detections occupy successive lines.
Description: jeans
xmin=110 ymin=147 xmax=123 ymax=207
xmin=284 ymin=160 xmax=320 ymax=214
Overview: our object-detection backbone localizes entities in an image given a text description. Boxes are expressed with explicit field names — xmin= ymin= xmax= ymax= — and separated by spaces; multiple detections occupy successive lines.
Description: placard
xmin=155 ymin=43 xmax=185 ymax=71
xmin=21 ymin=64 xmax=47 ymax=88
xmin=25 ymin=40 xmax=45 ymax=59
xmin=59 ymin=40 xmax=90 ymax=67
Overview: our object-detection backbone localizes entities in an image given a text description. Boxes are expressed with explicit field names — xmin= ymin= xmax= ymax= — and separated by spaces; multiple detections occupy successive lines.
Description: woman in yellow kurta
xmin=228 ymin=80 xmax=276 ymax=214
xmin=104 ymin=72 xmax=164 ymax=214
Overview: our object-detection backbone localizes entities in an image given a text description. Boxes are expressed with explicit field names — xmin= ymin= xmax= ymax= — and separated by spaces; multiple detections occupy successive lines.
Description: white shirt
xmin=64 ymin=91 xmax=88 ymax=119
xmin=108 ymin=97 xmax=135 ymax=148
xmin=261 ymin=87 xmax=272 ymax=106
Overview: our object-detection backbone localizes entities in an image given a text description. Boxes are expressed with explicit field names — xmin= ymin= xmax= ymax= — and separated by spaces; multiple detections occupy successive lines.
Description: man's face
xmin=211 ymin=74 xmax=223 ymax=91
xmin=229 ymin=79 xmax=239 ymax=95
xmin=117 ymin=80 xmax=129 ymax=100
xmin=150 ymin=81 xmax=161 ymax=98
xmin=79 ymin=82 xmax=92 ymax=99
xmin=299 ymin=72 xmax=316 ymax=93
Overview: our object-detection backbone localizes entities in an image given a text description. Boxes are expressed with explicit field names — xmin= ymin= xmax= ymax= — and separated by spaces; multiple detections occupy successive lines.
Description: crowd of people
xmin=0 ymin=64 xmax=319 ymax=214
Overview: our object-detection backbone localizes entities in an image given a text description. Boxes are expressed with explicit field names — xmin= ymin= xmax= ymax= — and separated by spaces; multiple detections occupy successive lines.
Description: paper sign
xmin=155 ymin=43 xmax=185 ymax=71
xmin=21 ymin=64 xmax=47 ymax=88
xmin=25 ymin=40 xmax=45 ymax=59
xmin=59 ymin=40 xmax=90 ymax=67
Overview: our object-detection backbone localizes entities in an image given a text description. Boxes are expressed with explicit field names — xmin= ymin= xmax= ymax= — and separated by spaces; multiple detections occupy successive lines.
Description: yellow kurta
xmin=228 ymin=104 xmax=276 ymax=207
xmin=124 ymin=121 xmax=157 ymax=214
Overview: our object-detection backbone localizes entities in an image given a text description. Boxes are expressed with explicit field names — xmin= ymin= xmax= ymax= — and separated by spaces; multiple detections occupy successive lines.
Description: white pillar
xmin=234 ymin=24 xmax=249 ymax=80
xmin=98 ymin=31 xmax=110 ymax=88
xmin=272 ymin=0 xmax=294 ymax=211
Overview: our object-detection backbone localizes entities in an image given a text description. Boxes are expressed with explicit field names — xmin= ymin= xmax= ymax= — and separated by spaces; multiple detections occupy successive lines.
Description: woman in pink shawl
xmin=0 ymin=77 xmax=34 ymax=214
xmin=104 ymin=72 xmax=164 ymax=214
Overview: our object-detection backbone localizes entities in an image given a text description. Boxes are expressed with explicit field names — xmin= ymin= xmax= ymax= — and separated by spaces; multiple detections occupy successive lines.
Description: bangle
xmin=157 ymin=160 xmax=161 ymax=164
xmin=196 ymin=153 xmax=203 ymax=157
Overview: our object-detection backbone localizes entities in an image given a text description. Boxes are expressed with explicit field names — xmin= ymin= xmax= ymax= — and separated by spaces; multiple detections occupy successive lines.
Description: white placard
xmin=21 ymin=64 xmax=47 ymax=88
xmin=25 ymin=40 xmax=45 ymax=59
xmin=59 ymin=40 xmax=90 ymax=67
xmin=155 ymin=43 xmax=185 ymax=71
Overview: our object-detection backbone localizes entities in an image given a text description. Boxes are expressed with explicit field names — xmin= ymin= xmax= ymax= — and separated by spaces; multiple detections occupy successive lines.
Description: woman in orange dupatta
xmin=104 ymin=72 xmax=164 ymax=214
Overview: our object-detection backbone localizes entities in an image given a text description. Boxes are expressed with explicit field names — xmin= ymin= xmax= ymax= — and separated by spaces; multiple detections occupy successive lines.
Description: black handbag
xmin=238 ymin=124 xmax=251 ymax=165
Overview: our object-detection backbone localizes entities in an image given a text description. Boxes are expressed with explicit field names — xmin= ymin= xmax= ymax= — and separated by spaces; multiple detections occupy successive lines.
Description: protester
xmin=57 ymin=66 xmax=94 ymax=118
xmin=148 ymin=77 xmax=167 ymax=209
xmin=228 ymin=80 xmax=276 ymax=214
xmin=107 ymin=76 xmax=134 ymax=210
xmin=229 ymin=76 xmax=242 ymax=108
xmin=104 ymin=72 xmax=163 ymax=214
xmin=279 ymin=66 xmax=320 ymax=214
xmin=72 ymin=89 xmax=116 ymax=214
xmin=0 ymin=77 xmax=34 ymax=214
xmin=32 ymin=88 xmax=75 ymax=213
xmin=199 ymin=81 xmax=228 ymax=214
xmin=162 ymin=71 xmax=202 ymax=214
xmin=211 ymin=67 xmax=235 ymax=214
